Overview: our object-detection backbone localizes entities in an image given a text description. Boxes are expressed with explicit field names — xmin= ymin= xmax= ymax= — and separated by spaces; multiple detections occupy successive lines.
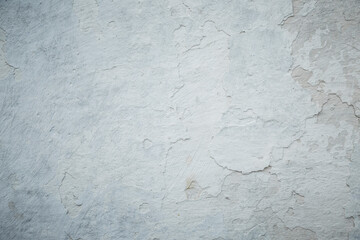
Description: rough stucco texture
xmin=0 ymin=0 xmax=360 ymax=239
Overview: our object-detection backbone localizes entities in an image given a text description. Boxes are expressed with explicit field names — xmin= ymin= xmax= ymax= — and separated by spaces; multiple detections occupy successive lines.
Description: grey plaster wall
xmin=0 ymin=0 xmax=360 ymax=239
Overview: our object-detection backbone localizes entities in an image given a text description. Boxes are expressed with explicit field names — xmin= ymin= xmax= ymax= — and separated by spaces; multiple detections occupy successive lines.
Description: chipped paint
xmin=0 ymin=0 xmax=359 ymax=239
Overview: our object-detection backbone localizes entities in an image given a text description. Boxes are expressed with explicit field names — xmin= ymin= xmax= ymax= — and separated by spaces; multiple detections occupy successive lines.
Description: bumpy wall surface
xmin=0 ymin=0 xmax=360 ymax=239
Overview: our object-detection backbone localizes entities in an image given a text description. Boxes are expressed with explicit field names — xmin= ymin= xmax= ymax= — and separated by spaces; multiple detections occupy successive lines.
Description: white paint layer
xmin=0 ymin=0 xmax=359 ymax=239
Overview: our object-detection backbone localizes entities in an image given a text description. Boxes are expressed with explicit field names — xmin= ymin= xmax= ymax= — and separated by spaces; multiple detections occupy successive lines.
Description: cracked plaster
xmin=0 ymin=0 xmax=359 ymax=239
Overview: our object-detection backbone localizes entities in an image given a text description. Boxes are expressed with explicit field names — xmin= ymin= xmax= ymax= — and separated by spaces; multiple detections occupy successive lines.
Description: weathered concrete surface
xmin=0 ymin=0 xmax=359 ymax=239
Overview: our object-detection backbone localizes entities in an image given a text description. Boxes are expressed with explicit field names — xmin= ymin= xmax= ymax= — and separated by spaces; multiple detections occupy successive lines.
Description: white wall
xmin=0 ymin=0 xmax=359 ymax=239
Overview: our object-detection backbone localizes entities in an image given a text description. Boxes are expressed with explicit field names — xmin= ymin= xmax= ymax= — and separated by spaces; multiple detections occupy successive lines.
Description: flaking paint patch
xmin=0 ymin=0 xmax=360 ymax=239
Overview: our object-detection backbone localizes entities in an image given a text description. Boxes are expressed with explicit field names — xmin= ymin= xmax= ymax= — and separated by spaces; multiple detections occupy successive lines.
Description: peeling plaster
xmin=0 ymin=0 xmax=359 ymax=239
